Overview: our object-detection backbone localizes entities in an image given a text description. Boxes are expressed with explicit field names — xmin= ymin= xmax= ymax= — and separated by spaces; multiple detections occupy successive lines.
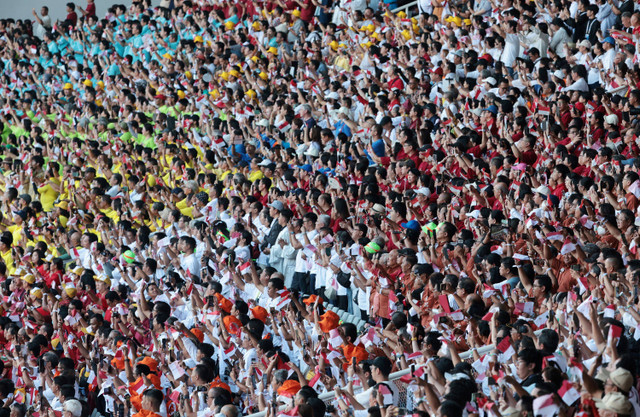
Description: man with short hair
xmin=133 ymin=389 xmax=163 ymax=417
xmin=32 ymin=6 xmax=52 ymax=39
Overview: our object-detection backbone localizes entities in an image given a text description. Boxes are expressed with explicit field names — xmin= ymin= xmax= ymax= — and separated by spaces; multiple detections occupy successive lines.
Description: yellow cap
xmin=246 ymin=89 xmax=257 ymax=99
xmin=194 ymin=35 xmax=203 ymax=43
xmin=21 ymin=274 xmax=35 ymax=284
xmin=258 ymin=72 xmax=268 ymax=80
xmin=64 ymin=83 xmax=73 ymax=90
xmin=225 ymin=21 xmax=235 ymax=30
xmin=367 ymin=24 xmax=375 ymax=32
xmin=401 ymin=30 xmax=412 ymax=40
xmin=361 ymin=41 xmax=373 ymax=48
xmin=397 ymin=10 xmax=407 ymax=18
xmin=71 ymin=266 xmax=84 ymax=276
xmin=463 ymin=18 xmax=472 ymax=25
xmin=65 ymin=286 xmax=77 ymax=298
xmin=163 ymin=53 xmax=172 ymax=60
xmin=268 ymin=46 xmax=278 ymax=55
xmin=185 ymin=71 xmax=192 ymax=80
xmin=220 ymin=72 xmax=229 ymax=81
xmin=445 ymin=15 xmax=462 ymax=27
xmin=251 ymin=55 xmax=259 ymax=63
xmin=292 ymin=9 xmax=301 ymax=17
xmin=95 ymin=274 xmax=112 ymax=286
xmin=83 ymin=79 xmax=93 ymax=87
xmin=371 ymin=32 xmax=380 ymax=40
xmin=97 ymin=80 xmax=104 ymax=90
xmin=56 ymin=200 xmax=69 ymax=210
xmin=252 ymin=21 xmax=261 ymax=30
xmin=95 ymin=99 xmax=103 ymax=107
xmin=229 ymin=69 xmax=240 ymax=78
xmin=177 ymin=90 xmax=186 ymax=99
xmin=330 ymin=40 xmax=339 ymax=51
xmin=30 ymin=288 xmax=43 ymax=299
xmin=209 ymin=89 xmax=220 ymax=98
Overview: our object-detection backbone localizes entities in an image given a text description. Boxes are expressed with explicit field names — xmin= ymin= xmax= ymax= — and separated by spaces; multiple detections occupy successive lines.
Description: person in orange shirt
xmin=133 ymin=389 xmax=164 ymax=417
xmin=129 ymin=358 xmax=162 ymax=411
xmin=338 ymin=323 xmax=368 ymax=369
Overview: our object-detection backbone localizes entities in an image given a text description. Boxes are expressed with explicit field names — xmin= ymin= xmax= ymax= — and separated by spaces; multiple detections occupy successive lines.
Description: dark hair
xmin=517 ymin=348 xmax=542 ymax=373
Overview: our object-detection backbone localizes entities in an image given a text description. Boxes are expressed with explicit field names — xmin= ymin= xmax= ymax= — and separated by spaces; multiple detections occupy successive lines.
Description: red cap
xmin=479 ymin=54 xmax=493 ymax=63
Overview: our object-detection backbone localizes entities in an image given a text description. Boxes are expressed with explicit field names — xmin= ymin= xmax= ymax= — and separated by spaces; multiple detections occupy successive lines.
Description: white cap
xmin=605 ymin=114 xmax=619 ymax=125
xmin=416 ymin=187 xmax=431 ymax=197
xmin=484 ymin=77 xmax=497 ymax=86
xmin=534 ymin=185 xmax=551 ymax=197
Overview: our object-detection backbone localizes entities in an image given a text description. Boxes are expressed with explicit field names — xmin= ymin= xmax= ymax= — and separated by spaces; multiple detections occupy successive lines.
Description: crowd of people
xmin=0 ymin=0 xmax=640 ymax=417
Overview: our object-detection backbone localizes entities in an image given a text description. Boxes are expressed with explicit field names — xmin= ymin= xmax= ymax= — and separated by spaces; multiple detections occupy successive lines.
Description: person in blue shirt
xmin=333 ymin=108 xmax=353 ymax=138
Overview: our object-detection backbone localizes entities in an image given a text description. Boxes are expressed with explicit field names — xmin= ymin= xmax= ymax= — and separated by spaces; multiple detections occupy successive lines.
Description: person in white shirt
xmin=268 ymin=209 xmax=298 ymax=285
xmin=497 ymin=21 xmax=520 ymax=68
xmin=565 ymin=65 xmax=590 ymax=92
xmin=571 ymin=40 xmax=592 ymax=66
xmin=549 ymin=18 xmax=571 ymax=58
xmin=292 ymin=213 xmax=319 ymax=294
xmin=32 ymin=7 xmax=52 ymax=39
xmin=600 ymin=36 xmax=617 ymax=72
xmin=173 ymin=236 xmax=201 ymax=280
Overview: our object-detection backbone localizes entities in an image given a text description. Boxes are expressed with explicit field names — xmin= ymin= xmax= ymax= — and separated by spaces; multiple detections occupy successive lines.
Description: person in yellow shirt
xmin=37 ymin=162 xmax=62 ymax=212
xmin=248 ymin=158 xmax=266 ymax=183
xmin=7 ymin=210 xmax=28 ymax=247
xmin=96 ymin=195 xmax=120 ymax=223
xmin=0 ymin=234 xmax=13 ymax=275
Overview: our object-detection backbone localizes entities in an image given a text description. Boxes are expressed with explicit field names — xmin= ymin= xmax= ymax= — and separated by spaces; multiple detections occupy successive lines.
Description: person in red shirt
xmin=77 ymin=0 xmax=95 ymax=19
xmin=549 ymin=164 xmax=570 ymax=198
xmin=507 ymin=135 xmax=538 ymax=165
xmin=556 ymin=95 xmax=573 ymax=130
xmin=292 ymin=0 xmax=315 ymax=22
xmin=64 ymin=2 xmax=78 ymax=28
xmin=385 ymin=66 xmax=405 ymax=91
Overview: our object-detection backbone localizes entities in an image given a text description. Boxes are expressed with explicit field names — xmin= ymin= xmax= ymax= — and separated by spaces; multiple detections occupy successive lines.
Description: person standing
xmin=31 ymin=6 xmax=52 ymax=40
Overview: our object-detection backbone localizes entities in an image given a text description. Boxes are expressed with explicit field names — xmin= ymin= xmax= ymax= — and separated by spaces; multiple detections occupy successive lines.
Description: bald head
xmin=221 ymin=405 xmax=239 ymax=417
